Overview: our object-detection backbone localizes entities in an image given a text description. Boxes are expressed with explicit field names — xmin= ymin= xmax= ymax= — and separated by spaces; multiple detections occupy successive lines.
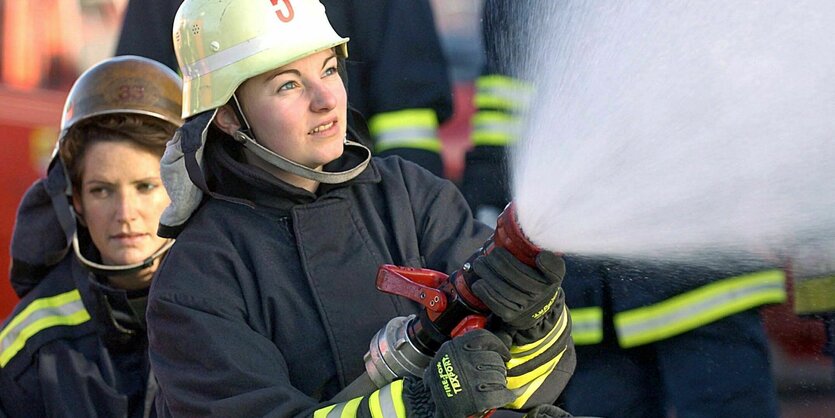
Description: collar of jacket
xmin=178 ymin=113 xmax=382 ymax=215
xmin=72 ymin=235 xmax=149 ymax=351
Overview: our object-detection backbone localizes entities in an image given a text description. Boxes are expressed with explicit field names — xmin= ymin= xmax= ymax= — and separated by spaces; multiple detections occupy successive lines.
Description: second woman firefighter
xmin=0 ymin=55 xmax=182 ymax=417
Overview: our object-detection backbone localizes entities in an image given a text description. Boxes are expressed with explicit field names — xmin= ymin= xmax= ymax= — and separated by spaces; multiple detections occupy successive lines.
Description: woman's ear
xmin=71 ymin=195 xmax=86 ymax=227
xmin=214 ymin=105 xmax=242 ymax=136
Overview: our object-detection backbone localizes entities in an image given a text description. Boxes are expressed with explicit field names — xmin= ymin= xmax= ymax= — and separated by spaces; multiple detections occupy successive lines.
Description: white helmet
xmin=174 ymin=0 xmax=349 ymax=118
xmin=170 ymin=0 xmax=367 ymax=187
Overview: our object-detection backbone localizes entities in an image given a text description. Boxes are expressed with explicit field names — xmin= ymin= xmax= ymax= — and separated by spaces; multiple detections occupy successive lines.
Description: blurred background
xmin=0 ymin=1 xmax=831 ymax=416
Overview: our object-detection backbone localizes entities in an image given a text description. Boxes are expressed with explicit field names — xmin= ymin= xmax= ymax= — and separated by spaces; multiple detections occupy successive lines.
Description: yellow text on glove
xmin=437 ymin=354 xmax=463 ymax=397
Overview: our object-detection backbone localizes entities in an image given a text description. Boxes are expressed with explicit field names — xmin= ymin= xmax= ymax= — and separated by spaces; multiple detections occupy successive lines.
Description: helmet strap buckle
xmin=233 ymin=131 xmax=249 ymax=145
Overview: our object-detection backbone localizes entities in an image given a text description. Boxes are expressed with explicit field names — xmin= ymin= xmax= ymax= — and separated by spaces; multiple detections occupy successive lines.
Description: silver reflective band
xmin=615 ymin=270 xmax=785 ymax=347
xmin=376 ymin=383 xmax=400 ymax=418
xmin=473 ymin=119 xmax=520 ymax=136
xmin=182 ymin=35 xmax=278 ymax=79
xmin=373 ymin=127 xmax=438 ymax=147
xmin=478 ymin=85 xmax=532 ymax=109
xmin=0 ymin=293 xmax=86 ymax=353
xmin=0 ymin=290 xmax=91 ymax=367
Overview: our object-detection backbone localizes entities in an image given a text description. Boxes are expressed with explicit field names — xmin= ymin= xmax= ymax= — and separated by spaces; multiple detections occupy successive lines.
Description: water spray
xmin=511 ymin=0 xmax=835 ymax=265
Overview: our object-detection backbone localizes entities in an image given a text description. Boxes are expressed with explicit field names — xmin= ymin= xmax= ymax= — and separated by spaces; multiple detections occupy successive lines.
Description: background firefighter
xmin=0 ymin=55 xmax=182 ymax=417
xmin=146 ymin=0 xmax=574 ymax=416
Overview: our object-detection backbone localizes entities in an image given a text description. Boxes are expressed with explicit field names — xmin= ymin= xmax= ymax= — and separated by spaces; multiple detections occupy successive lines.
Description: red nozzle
xmin=491 ymin=202 xmax=542 ymax=267
xmin=376 ymin=265 xmax=449 ymax=313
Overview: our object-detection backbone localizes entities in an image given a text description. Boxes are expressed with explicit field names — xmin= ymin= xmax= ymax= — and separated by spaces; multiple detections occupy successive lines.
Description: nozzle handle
xmin=449 ymin=202 xmax=543 ymax=314
xmin=489 ymin=202 xmax=542 ymax=267
xmin=376 ymin=265 xmax=449 ymax=313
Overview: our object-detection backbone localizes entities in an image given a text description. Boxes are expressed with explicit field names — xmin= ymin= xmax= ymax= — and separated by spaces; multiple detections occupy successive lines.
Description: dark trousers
xmin=560 ymin=310 xmax=779 ymax=418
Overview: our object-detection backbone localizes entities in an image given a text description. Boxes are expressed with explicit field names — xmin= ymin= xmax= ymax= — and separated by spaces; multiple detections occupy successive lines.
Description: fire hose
xmin=332 ymin=202 xmax=545 ymax=403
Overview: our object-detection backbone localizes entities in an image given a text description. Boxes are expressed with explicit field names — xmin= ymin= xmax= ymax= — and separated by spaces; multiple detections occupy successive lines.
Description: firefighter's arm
xmin=465 ymin=248 xmax=575 ymax=408
xmin=504 ymin=301 xmax=576 ymax=409
xmin=315 ymin=330 xmax=516 ymax=418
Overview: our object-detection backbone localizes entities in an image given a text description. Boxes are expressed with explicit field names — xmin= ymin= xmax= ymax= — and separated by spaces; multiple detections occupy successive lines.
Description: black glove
xmin=470 ymin=248 xmax=566 ymax=332
xmin=523 ymin=404 xmax=573 ymax=418
xmin=404 ymin=329 xmax=516 ymax=418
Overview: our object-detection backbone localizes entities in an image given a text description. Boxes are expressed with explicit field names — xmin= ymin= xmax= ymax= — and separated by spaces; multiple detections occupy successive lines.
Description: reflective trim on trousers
xmin=471 ymin=110 xmax=521 ymax=146
xmin=569 ymin=306 xmax=604 ymax=346
xmin=614 ymin=269 xmax=786 ymax=348
xmin=474 ymin=75 xmax=533 ymax=112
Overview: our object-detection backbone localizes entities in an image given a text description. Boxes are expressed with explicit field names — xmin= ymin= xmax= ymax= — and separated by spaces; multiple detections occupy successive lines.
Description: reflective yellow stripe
xmin=341 ymin=397 xmax=363 ymax=418
xmin=314 ymin=404 xmax=338 ymax=418
xmin=615 ymin=269 xmax=786 ymax=348
xmin=511 ymin=294 xmax=562 ymax=354
xmin=499 ymin=300 xmax=569 ymax=409
xmin=474 ymin=75 xmax=533 ymax=111
xmin=369 ymin=109 xmax=441 ymax=152
xmin=569 ymin=306 xmax=604 ymax=345
xmin=0 ymin=289 xmax=91 ymax=367
xmin=508 ymin=305 xmax=568 ymax=368
xmin=505 ymin=347 xmax=565 ymax=409
xmin=504 ymin=305 xmax=569 ymax=408
xmin=793 ymin=275 xmax=835 ymax=314
xmin=507 ymin=349 xmax=564 ymax=388
xmin=367 ymin=380 xmax=407 ymax=418
xmin=314 ymin=396 xmax=364 ymax=418
xmin=389 ymin=379 xmax=407 ymax=418
xmin=471 ymin=110 xmax=522 ymax=146
xmin=369 ymin=388 xmax=383 ymax=418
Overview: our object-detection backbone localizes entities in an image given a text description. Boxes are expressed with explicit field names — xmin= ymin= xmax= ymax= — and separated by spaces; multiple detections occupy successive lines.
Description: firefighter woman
xmin=0 ymin=56 xmax=183 ymax=417
xmin=146 ymin=0 xmax=574 ymax=417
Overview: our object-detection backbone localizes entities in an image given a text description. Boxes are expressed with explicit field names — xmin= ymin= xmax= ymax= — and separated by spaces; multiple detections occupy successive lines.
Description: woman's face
xmin=237 ymin=49 xmax=348 ymax=170
xmin=72 ymin=140 xmax=170 ymax=270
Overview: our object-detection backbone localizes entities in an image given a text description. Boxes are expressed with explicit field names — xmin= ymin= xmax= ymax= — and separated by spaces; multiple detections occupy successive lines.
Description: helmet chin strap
xmin=72 ymin=232 xmax=175 ymax=277
xmin=229 ymin=94 xmax=370 ymax=184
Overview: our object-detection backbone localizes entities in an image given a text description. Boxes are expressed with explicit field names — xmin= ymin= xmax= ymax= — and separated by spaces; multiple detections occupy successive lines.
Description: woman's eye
xmin=279 ymin=81 xmax=298 ymax=91
xmin=137 ymin=183 xmax=158 ymax=193
xmin=324 ymin=66 xmax=338 ymax=77
xmin=88 ymin=187 xmax=110 ymax=198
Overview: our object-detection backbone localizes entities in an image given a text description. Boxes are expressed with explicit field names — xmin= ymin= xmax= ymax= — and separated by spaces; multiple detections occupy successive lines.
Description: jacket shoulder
xmin=373 ymin=154 xmax=434 ymax=176
xmin=372 ymin=155 xmax=453 ymax=192
xmin=0 ymin=259 xmax=95 ymax=372
xmin=174 ymin=197 xmax=266 ymax=247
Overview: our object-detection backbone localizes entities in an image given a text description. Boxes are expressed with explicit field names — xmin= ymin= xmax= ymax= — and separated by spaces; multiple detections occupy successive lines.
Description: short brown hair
xmin=60 ymin=114 xmax=176 ymax=193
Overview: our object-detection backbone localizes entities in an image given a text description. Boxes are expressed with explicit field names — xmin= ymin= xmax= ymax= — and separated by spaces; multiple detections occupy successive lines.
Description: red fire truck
xmin=0 ymin=87 xmax=64 ymax=318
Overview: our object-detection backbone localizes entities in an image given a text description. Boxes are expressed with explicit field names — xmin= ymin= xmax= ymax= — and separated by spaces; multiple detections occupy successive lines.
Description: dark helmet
xmin=59 ymin=55 xmax=183 ymax=141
